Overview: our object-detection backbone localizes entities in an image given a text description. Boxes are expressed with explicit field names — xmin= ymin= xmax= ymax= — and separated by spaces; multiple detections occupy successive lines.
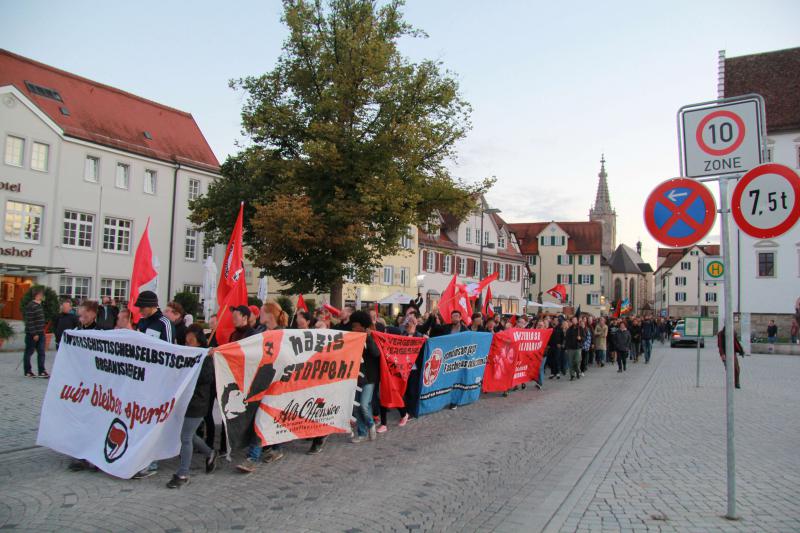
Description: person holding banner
xmin=350 ymin=311 xmax=380 ymax=443
xmin=167 ymin=325 xmax=218 ymax=489
xmin=376 ymin=315 xmax=422 ymax=432
xmin=134 ymin=291 xmax=175 ymax=344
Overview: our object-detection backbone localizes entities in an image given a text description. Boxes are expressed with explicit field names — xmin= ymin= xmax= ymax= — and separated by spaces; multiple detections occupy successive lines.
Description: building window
xmin=183 ymin=284 xmax=202 ymax=298
xmin=144 ymin=169 xmax=157 ymax=194
xmin=4 ymin=135 xmax=24 ymax=167
xmin=400 ymin=230 xmax=413 ymax=249
xmin=425 ymin=251 xmax=435 ymax=272
xmin=103 ymin=217 xmax=132 ymax=253
xmin=578 ymin=254 xmax=595 ymax=265
xmin=188 ymin=178 xmax=201 ymax=201
xmin=511 ymin=265 xmax=519 ymax=282
xmin=498 ymin=264 xmax=506 ymax=281
xmin=100 ymin=278 xmax=129 ymax=301
xmin=185 ymin=228 xmax=198 ymax=261
xmin=457 ymin=256 xmax=466 ymax=276
xmin=59 ymin=276 xmax=91 ymax=301
xmin=31 ymin=142 xmax=49 ymax=172
xmin=586 ymin=293 xmax=600 ymax=305
xmin=557 ymin=274 xmax=573 ymax=284
xmin=116 ymin=163 xmax=130 ymax=189
xmin=681 ymin=261 xmax=691 ymax=270
xmin=675 ymin=292 xmax=687 ymax=302
xmin=484 ymin=231 xmax=489 ymax=246
xmin=4 ymin=201 xmax=43 ymax=243
xmin=486 ymin=262 xmax=494 ymax=275
xmin=443 ymin=254 xmax=452 ymax=274
xmin=705 ymin=292 xmax=717 ymax=303
xmin=62 ymin=210 xmax=94 ymax=249
xmin=498 ymin=234 xmax=506 ymax=249
xmin=204 ymin=244 xmax=214 ymax=260
xmin=578 ymin=274 xmax=595 ymax=285
xmin=557 ymin=254 xmax=573 ymax=265
xmin=85 ymin=156 xmax=99 ymax=182
xmin=382 ymin=266 xmax=394 ymax=285
xmin=400 ymin=267 xmax=410 ymax=287
xmin=758 ymin=252 xmax=775 ymax=277
xmin=675 ymin=276 xmax=687 ymax=286
xmin=465 ymin=227 xmax=471 ymax=243
xmin=527 ymin=255 xmax=537 ymax=265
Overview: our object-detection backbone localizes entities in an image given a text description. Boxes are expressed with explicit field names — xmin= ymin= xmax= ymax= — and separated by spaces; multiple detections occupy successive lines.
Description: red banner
xmin=372 ymin=331 xmax=426 ymax=408
xmin=482 ymin=328 xmax=553 ymax=392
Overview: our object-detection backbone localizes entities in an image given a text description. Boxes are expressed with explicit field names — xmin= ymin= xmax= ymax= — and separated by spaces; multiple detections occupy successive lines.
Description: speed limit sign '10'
xmin=732 ymin=163 xmax=800 ymax=239
xmin=681 ymin=99 xmax=763 ymax=178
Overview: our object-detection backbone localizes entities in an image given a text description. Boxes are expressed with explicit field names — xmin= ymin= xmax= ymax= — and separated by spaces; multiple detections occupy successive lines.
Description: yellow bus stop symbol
xmin=706 ymin=260 xmax=724 ymax=278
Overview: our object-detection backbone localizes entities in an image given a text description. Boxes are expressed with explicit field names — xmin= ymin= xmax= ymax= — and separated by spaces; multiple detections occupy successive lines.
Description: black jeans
xmin=380 ymin=406 xmax=408 ymax=426
xmin=617 ymin=350 xmax=628 ymax=371
xmin=23 ymin=333 xmax=46 ymax=374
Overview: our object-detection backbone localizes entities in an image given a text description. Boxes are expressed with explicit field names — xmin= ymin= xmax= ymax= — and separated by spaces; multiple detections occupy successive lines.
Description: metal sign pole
xmin=696 ymin=260 xmax=701 ymax=388
xmin=719 ymin=175 xmax=737 ymax=520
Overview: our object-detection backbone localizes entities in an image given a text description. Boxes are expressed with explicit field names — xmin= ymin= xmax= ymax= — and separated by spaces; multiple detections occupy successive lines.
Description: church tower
xmin=589 ymin=155 xmax=617 ymax=259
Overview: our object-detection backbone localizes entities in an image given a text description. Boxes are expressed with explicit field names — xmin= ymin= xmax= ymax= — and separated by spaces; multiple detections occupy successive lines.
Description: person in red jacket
xmin=717 ymin=327 xmax=743 ymax=389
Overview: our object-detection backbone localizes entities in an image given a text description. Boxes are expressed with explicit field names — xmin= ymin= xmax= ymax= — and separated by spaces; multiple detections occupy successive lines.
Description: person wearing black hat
xmin=134 ymin=290 xmax=174 ymax=344
xmin=229 ymin=305 xmax=256 ymax=342
xmin=131 ymin=290 xmax=173 ymax=480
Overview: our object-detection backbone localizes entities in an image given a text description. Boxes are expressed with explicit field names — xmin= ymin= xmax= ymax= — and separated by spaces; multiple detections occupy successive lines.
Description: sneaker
xmin=449 ymin=404 xmax=458 ymax=410
xmin=398 ymin=414 xmax=409 ymax=427
xmin=262 ymin=449 xmax=285 ymax=464
xmin=38 ymin=371 xmax=50 ymax=379
xmin=570 ymin=376 xmax=574 ymax=381
xmin=68 ymin=459 xmax=94 ymax=472
xmin=205 ymin=450 xmax=218 ymax=474
xmin=617 ymin=369 xmax=622 ymax=373
xmin=376 ymin=425 xmax=388 ymax=434
xmin=236 ymin=458 xmax=258 ymax=473
xmin=548 ymin=375 xmax=555 ymax=380
xmin=368 ymin=425 xmax=377 ymax=441
xmin=556 ymin=375 xmax=561 ymax=380
xmin=502 ymin=391 xmax=509 ymax=397
xmin=132 ymin=468 xmax=157 ymax=479
xmin=25 ymin=372 xmax=35 ymax=378
xmin=351 ymin=435 xmax=366 ymax=444
xmin=580 ymin=372 xmax=585 ymax=377
xmin=521 ymin=383 xmax=527 ymax=389
xmin=735 ymin=384 xmax=741 ymax=389
xmin=166 ymin=474 xmax=189 ymax=489
xmin=307 ymin=438 xmax=326 ymax=455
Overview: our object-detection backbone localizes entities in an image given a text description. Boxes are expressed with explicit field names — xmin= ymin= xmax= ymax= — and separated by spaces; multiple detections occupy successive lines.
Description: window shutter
xmin=469 ymin=259 xmax=476 ymax=277
xmin=590 ymin=274 xmax=595 ymax=284
xmin=436 ymin=253 xmax=442 ymax=272
xmin=557 ymin=256 xmax=562 ymax=265
xmin=505 ymin=264 xmax=511 ymax=279
xmin=590 ymin=255 xmax=595 ymax=265
xmin=557 ymin=274 xmax=561 ymax=284
xmin=561 ymin=236 xmax=566 ymax=245
xmin=422 ymin=250 xmax=428 ymax=271
xmin=569 ymin=255 xmax=574 ymax=265
xmin=482 ymin=261 xmax=488 ymax=276
xmin=586 ymin=294 xmax=591 ymax=305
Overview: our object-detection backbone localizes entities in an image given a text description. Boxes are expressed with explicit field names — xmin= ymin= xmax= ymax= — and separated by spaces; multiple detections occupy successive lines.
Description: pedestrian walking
xmin=717 ymin=327 xmax=743 ymax=389
xmin=767 ymin=320 xmax=778 ymax=349
xmin=565 ymin=317 xmax=583 ymax=381
xmin=615 ymin=321 xmax=632 ymax=372
xmin=641 ymin=316 xmax=656 ymax=364
xmin=593 ymin=317 xmax=608 ymax=367
xmin=23 ymin=287 xmax=48 ymax=378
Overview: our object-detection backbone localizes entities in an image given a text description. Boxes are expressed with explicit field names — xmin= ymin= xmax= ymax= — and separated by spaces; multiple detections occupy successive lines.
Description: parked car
xmin=671 ymin=319 xmax=705 ymax=348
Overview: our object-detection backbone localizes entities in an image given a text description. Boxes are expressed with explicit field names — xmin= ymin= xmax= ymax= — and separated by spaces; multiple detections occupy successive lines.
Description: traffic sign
xmin=681 ymin=99 xmax=763 ymax=178
xmin=731 ymin=163 xmax=800 ymax=239
xmin=644 ymin=178 xmax=716 ymax=247
xmin=703 ymin=256 xmax=724 ymax=282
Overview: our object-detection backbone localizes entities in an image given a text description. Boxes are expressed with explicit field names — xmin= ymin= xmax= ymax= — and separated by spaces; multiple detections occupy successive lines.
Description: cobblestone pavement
xmin=0 ymin=344 xmax=798 ymax=532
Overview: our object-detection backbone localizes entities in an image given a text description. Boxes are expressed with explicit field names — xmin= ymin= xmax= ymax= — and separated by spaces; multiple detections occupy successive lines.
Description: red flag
xmin=372 ymin=331 xmax=426 ymax=408
xmin=483 ymin=286 xmax=495 ymax=318
xmin=215 ymin=203 xmax=248 ymax=345
xmin=438 ymin=275 xmax=472 ymax=325
xmin=374 ymin=302 xmax=379 ymax=315
xmin=546 ymin=284 xmax=567 ymax=302
xmin=466 ymin=271 xmax=499 ymax=299
xmin=510 ymin=315 xmax=518 ymax=327
xmin=296 ymin=294 xmax=309 ymax=313
xmin=323 ymin=303 xmax=341 ymax=317
xmin=129 ymin=218 xmax=159 ymax=323
xmin=612 ymin=299 xmax=621 ymax=318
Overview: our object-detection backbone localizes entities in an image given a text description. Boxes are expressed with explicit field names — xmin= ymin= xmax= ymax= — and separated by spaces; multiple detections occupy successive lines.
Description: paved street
xmin=0 ymin=344 xmax=798 ymax=532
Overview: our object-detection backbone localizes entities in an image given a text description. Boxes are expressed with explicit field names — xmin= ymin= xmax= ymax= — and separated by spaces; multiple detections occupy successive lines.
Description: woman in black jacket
xmin=167 ymin=325 xmax=217 ymax=488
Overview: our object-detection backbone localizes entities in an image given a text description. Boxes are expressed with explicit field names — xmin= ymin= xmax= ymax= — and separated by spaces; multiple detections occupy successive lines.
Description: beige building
xmin=509 ymin=221 xmax=604 ymax=315
xmin=0 ymin=50 xmax=220 ymax=319
xmin=654 ymin=245 xmax=720 ymax=319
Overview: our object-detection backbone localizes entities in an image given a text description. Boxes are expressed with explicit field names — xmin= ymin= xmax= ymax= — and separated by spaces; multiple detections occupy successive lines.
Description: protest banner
xmin=36 ymin=329 xmax=206 ymax=479
xmin=214 ymin=329 xmax=366 ymax=448
xmin=483 ymin=328 xmax=553 ymax=393
xmin=416 ymin=331 xmax=492 ymax=416
xmin=372 ymin=331 xmax=426 ymax=408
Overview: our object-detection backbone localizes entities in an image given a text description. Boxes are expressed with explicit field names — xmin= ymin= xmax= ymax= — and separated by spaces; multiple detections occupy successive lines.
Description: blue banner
xmin=416 ymin=331 xmax=492 ymax=416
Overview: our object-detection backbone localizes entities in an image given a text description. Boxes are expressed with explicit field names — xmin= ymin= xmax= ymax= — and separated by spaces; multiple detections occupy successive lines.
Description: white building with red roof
xmin=0 ymin=49 xmax=221 ymax=319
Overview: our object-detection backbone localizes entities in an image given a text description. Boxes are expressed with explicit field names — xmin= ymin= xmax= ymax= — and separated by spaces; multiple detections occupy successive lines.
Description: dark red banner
xmin=372 ymin=331 xmax=426 ymax=408
xmin=482 ymin=328 xmax=552 ymax=393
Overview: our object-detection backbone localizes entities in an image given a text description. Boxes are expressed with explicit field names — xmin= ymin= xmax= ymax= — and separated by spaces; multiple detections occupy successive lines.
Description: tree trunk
xmin=330 ymin=279 xmax=344 ymax=309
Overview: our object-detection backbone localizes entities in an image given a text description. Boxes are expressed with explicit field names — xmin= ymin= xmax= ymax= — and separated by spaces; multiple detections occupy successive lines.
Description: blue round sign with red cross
xmin=644 ymin=178 xmax=716 ymax=247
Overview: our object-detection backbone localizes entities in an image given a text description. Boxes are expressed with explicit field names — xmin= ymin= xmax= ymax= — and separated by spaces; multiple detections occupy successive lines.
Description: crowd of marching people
xmin=24 ymin=285 xmax=679 ymax=489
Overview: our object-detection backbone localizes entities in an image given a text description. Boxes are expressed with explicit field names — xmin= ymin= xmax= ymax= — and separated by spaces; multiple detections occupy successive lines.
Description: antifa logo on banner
xmin=104 ymin=418 xmax=129 ymax=463
xmin=493 ymin=340 xmax=515 ymax=381
xmin=423 ymin=347 xmax=443 ymax=387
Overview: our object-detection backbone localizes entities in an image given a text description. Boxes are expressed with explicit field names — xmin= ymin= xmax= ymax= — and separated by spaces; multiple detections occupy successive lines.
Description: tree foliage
xmin=191 ymin=0 xmax=492 ymax=297
xmin=172 ymin=290 xmax=200 ymax=318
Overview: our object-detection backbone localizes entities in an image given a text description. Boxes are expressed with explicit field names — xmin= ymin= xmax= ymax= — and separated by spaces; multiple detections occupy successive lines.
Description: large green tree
xmin=191 ymin=0 xmax=492 ymax=304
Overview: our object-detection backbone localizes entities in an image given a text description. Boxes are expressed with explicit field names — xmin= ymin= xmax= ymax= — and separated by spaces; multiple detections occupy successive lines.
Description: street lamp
xmin=478 ymin=206 xmax=501 ymax=310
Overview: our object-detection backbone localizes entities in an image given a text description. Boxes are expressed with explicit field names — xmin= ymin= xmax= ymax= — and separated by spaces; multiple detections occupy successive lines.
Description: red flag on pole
xmin=465 ymin=271 xmax=499 ymax=299
xmin=323 ymin=303 xmax=341 ymax=317
xmin=215 ymin=203 xmax=248 ymax=345
xmin=439 ymin=275 xmax=472 ymax=325
xmin=483 ymin=286 xmax=495 ymax=318
xmin=546 ymin=284 xmax=567 ymax=302
xmin=128 ymin=218 xmax=159 ymax=324
xmin=296 ymin=294 xmax=309 ymax=313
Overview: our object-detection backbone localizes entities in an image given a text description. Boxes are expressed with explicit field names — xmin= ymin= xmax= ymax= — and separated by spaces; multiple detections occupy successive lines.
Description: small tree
xmin=276 ymin=295 xmax=294 ymax=317
xmin=21 ymin=285 xmax=60 ymax=330
xmin=171 ymin=291 xmax=200 ymax=318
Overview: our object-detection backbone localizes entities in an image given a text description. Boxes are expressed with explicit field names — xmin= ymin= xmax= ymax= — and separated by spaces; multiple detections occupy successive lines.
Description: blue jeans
xmin=595 ymin=349 xmax=606 ymax=364
xmin=23 ymin=333 xmax=46 ymax=374
xmin=247 ymin=438 xmax=284 ymax=461
xmin=177 ymin=417 xmax=212 ymax=477
xmin=768 ymin=336 xmax=776 ymax=344
xmin=642 ymin=339 xmax=653 ymax=362
xmin=354 ymin=382 xmax=375 ymax=437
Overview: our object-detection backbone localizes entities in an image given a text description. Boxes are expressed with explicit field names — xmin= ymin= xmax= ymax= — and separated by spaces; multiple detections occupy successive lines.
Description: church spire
xmin=592 ymin=154 xmax=613 ymax=214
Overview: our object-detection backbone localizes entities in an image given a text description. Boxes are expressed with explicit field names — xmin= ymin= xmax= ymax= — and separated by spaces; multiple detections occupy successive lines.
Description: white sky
xmin=2 ymin=0 xmax=799 ymax=265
